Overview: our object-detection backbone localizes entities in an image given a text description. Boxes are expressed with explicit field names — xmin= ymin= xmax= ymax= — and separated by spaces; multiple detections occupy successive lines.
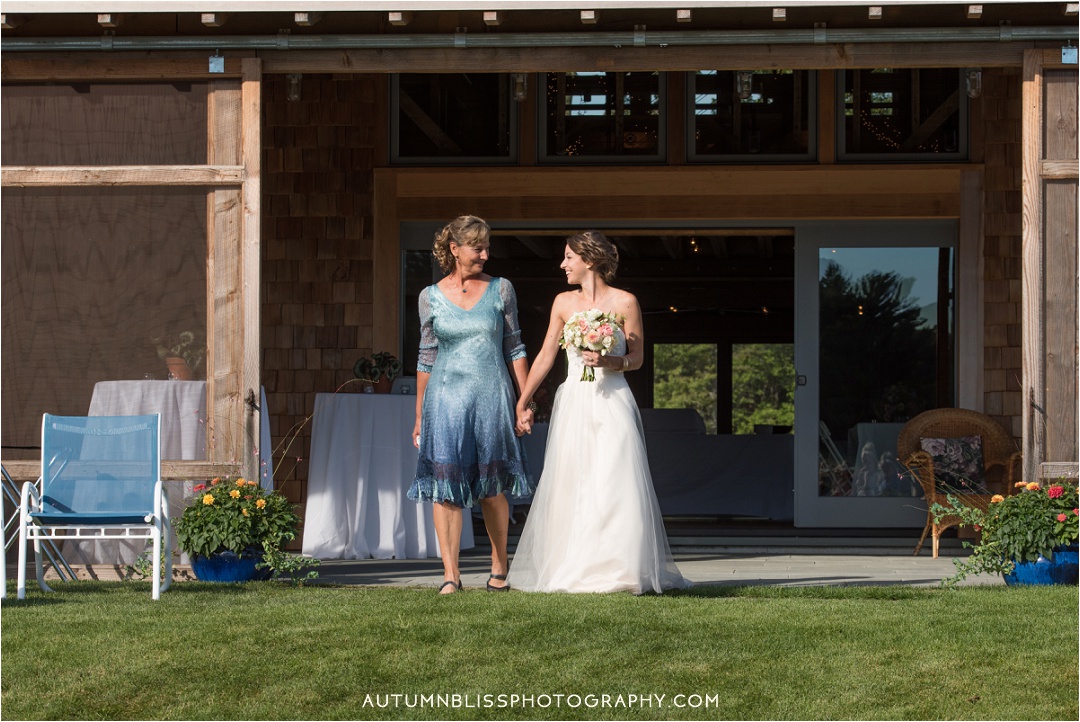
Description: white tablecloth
xmin=301 ymin=393 xmax=475 ymax=560
xmin=89 ymin=380 xmax=208 ymax=459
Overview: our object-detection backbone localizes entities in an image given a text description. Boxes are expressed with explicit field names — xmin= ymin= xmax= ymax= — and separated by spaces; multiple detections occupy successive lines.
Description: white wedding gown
xmin=508 ymin=328 xmax=690 ymax=594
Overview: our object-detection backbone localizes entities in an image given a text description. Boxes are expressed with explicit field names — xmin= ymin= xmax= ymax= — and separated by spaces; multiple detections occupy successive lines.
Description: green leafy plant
xmin=353 ymin=351 xmax=403 ymax=384
xmin=173 ymin=476 xmax=317 ymax=578
xmin=258 ymin=542 xmax=320 ymax=586
xmin=932 ymin=480 xmax=1079 ymax=585
xmin=151 ymin=330 xmax=206 ymax=374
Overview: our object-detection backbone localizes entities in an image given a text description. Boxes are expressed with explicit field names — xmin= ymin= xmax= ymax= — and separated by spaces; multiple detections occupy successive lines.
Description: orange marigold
xmin=236 ymin=478 xmax=247 ymax=487
xmin=1026 ymin=481 xmax=1041 ymax=491
xmin=242 ymin=508 xmax=250 ymax=517
xmin=230 ymin=489 xmax=241 ymax=499
xmin=210 ymin=477 xmax=221 ymax=485
xmin=202 ymin=494 xmax=215 ymax=505
xmin=256 ymin=498 xmax=267 ymax=509
xmin=1015 ymin=481 xmax=1028 ymax=488
xmin=991 ymin=494 xmax=1005 ymax=503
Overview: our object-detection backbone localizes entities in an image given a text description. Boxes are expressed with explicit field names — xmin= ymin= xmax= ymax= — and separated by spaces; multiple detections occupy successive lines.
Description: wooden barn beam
xmin=255 ymin=41 xmax=1032 ymax=74
xmin=1 ymin=165 xmax=243 ymax=187
xmin=1 ymin=56 xmax=246 ymax=80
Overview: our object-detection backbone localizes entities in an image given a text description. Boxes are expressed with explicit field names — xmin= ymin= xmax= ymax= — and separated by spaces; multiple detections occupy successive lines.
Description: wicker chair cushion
xmin=919 ymin=435 xmax=987 ymax=493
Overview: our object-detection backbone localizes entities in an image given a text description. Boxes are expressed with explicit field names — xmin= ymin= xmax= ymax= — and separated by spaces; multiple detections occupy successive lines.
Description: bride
xmin=508 ymin=230 xmax=689 ymax=594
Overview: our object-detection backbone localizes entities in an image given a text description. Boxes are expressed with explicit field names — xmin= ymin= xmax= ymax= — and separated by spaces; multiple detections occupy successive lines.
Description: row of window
xmin=391 ymin=69 xmax=967 ymax=164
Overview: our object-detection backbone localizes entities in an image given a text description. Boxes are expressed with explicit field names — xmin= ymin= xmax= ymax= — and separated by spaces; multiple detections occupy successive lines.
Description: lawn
xmin=2 ymin=581 xmax=1077 ymax=721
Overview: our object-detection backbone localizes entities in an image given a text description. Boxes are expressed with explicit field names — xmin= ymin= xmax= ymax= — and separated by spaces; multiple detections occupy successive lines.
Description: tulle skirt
xmin=507 ymin=369 xmax=689 ymax=594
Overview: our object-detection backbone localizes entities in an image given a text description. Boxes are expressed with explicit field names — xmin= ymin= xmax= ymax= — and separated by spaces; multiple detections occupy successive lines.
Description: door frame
xmin=793 ymin=219 xmax=960 ymax=528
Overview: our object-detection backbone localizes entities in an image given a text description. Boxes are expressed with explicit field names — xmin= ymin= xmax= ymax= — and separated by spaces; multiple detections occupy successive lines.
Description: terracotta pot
xmin=373 ymin=377 xmax=392 ymax=394
xmin=165 ymin=356 xmax=193 ymax=381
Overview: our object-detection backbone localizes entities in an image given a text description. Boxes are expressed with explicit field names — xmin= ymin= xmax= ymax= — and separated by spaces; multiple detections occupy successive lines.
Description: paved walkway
xmin=309 ymin=549 xmax=1001 ymax=589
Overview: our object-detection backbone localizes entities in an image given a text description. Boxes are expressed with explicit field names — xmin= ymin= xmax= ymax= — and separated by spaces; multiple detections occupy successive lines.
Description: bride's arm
xmin=602 ymin=292 xmax=643 ymax=372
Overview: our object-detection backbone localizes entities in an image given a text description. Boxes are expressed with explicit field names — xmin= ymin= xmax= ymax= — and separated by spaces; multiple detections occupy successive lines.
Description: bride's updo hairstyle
xmin=433 ymin=215 xmax=490 ymax=274
xmin=567 ymin=230 xmax=619 ymax=283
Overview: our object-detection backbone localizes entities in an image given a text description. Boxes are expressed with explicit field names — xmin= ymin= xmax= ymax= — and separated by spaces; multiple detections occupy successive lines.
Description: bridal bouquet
xmin=561 ymin=308 xmax=624 ymax=381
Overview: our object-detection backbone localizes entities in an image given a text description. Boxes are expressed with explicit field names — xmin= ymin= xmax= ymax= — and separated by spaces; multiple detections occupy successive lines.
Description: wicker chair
xmin=898 ymin=408 xmax=1021 ymax=558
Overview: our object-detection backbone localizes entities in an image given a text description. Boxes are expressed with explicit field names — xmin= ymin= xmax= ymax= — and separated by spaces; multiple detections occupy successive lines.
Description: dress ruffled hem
xmin=408 ymin=472 xmax=533 ymax=508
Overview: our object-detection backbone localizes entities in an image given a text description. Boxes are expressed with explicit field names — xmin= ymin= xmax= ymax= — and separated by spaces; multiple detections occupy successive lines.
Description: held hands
xmin=411 ymin=419 xmax=422 ymax=449
xmin=515 ymin=405 xmax=535 ymax=436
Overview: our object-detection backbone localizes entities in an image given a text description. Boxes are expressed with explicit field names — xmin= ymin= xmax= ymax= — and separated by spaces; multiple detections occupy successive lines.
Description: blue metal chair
xmin=17 ymin=414 xmax=172 ymax=599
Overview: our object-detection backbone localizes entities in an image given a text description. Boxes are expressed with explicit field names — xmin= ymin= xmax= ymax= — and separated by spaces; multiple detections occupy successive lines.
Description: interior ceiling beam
xmin=660 ymin=236 xmax=682 ymax=259
xmin=513 ymin=235 xmax=554 ymax=259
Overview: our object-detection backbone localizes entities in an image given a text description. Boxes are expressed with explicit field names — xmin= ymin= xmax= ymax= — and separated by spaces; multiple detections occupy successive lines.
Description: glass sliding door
xmin=794 ymin=222 xmax=956 ymax=527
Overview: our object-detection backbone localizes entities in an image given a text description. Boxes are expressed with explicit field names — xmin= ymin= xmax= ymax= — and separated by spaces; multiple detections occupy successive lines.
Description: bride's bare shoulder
xmin=552 ymin=290 xmax=578 ymax=311
xmin=611 ymin=287 xmax=640 ymax=311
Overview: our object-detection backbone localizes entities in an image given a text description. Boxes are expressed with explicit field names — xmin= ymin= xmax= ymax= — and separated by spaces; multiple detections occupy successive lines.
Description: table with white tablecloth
xmin=301 ymin=392 xmax=475 ymax=560
xmin=78 ymin=380 xmax=273 ymax=564
xmin=89 ymin=380 xmax=209 ymax=460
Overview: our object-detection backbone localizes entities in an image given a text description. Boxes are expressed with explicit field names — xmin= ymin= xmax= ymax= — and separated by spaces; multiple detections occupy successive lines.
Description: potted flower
xmin=932 ymin=480 xmax=1079 ymax=586
xmin=151 ymin=330 xmax=206 ymax=380
xmin=353 ymin=351 xmax=403 ymax=393
xmin=173 ymin=477 xmax=317 ymax=583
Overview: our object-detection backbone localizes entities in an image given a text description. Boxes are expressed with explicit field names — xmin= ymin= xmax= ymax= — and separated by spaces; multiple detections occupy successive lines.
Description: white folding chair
xmin=17 ymin=414 xmax=172 ymax=599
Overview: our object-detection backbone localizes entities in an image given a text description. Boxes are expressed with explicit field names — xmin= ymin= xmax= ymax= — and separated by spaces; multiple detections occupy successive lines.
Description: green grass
xmin=2 ymin=581 xmax=1077 ymax=720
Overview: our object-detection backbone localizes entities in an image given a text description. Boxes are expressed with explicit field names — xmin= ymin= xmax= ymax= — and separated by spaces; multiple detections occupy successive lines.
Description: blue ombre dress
xmin=408 ymin=277 xmax=533 ymax=508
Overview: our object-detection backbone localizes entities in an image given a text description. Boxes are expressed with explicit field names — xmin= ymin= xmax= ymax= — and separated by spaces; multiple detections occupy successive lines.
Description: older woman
xmin=408 ymin=215 xmax=533 ymax=594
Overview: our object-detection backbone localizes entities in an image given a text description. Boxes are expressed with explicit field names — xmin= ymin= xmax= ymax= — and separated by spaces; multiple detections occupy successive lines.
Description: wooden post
xmin=1021 ymin=49 xmax=1080 ymax=481
xmin=241 ymin=58 xmax=263 ymax=482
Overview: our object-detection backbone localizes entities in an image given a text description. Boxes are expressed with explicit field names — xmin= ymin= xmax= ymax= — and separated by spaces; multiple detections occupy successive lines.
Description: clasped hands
xmin=515 ymin=404 xmax=534 ymax=436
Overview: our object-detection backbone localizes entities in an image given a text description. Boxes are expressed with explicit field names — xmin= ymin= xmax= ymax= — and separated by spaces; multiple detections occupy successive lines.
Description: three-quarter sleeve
xmin=498 ymin=278 xmax=528 ymax=363
xmin=416 ymin=286 xmax=438 ymax=373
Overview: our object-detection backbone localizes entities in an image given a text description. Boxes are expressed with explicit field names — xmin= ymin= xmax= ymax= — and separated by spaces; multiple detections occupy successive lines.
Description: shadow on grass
xmin=663 ymin=583 xmax=1006 ymax=600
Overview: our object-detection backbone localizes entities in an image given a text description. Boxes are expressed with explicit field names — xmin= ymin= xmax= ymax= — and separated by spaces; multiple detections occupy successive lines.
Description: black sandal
xmin=486 ymin=574 xmax=510 ymax=592
xmin=438 ymin=580 xmax=462 ymax=593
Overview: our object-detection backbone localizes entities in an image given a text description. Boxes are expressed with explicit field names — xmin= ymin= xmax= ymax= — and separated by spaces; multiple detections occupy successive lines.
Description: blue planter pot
xmin=191 ymin=548 xmax=270 ymax=582
xmin=1003 ymin=544 xmax=1079 ymax=586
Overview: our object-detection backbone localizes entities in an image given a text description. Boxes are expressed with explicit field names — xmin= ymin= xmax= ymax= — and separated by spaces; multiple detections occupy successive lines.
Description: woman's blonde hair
xmin=433 ymin=215 xmax=490 ymax=273
xmin=567 ymin=230 xmax=619 ymax=283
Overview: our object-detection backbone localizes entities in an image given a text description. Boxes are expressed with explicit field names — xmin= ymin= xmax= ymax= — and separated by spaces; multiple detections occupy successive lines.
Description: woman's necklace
xmin=581 ymin=286 xmax=611 ymax=310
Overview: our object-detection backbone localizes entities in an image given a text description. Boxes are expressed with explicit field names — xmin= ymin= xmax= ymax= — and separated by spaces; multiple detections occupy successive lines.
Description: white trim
xmin=1 ymin=0 xmax=1037 ymax=14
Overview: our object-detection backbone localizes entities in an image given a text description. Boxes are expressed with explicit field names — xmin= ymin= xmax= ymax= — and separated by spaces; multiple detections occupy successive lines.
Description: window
xmin=391 ymin=74 xmax=517 ymax=164
xmin=838 ymin=68 xmax=967 ymax=160
xmin=688 ymin=70 xmax=815 ymax=162
xmin=539 ymin=72 xmax=665 ymax=163
xmin=653 ymin=344 xmax=717 ymax=434
xmin=732 ymin=344 xmax=795 ymax=434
